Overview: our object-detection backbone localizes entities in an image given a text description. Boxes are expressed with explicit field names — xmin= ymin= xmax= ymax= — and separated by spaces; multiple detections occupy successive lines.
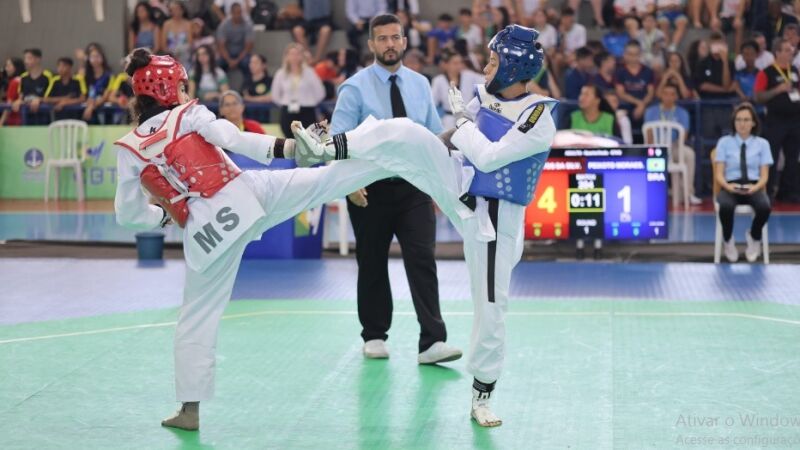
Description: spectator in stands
xmin=457 ymin=8 xmax=483 ymax=52
xmin=639 ymin=13 xmax=666 ymax=71
xmin=12 ymin=48 xmax=53 ymax=124
xmin=291 ymin=0 xmax=333 ymax=64
xmin=656 ymin=0 xmax=688 ymax=51
xmin=645 ymin=82 xmax=701 ymax=204
xmin=81 ymin=43 xmax=113 ymax=123
xmin=189 ymin=44 xmax=230 ymax=102
xmin=218 ymin=90 xmax=265 ymax=134
xmin=489 ymin=6 xmax=512 ymax=39
xmin=689 ymin=0 xmax=721 ymax=29
xmin=615 ymin=41 xmax=655 ymax=125
xmin=734 ymin=40 xmax=760 ymax=100
xmin=514 ymin=0 xmax=544 ymax=26
xmin=758 ymin=0 xmax=799 ymax=46
xmin=430 ymin=49 xmax=483 ymax=128
xmin=346 ymin=0 xmax=388 ymax=56
xmin=0 ymin=57 xmax=24 ymax=126
xmin=388 ymin=0 xmax=419 ymax=16
xmin=605 ymin=91 xmax=634 ymax=143
xmin=603 ymin=18 xmax=633 ymax=59
xmin=532 ymin=10 xmax=557 ymax=55
xmin=216 ymin=2 xmax=254 ymax=78
xmin=129 ymin=1 xmax=162 ymax=53
xmin=714 ymin=102 xmax=773 ymax=262
xmin=564 ymin=85 xmax=622 ymax=138
xmin=694 ymin=32 xmax=736 ymax=142
xmin=754 ymin=38 xmax=800 ymax=202
xmin=44 ymin=57 xmax=87 ymax=121
xmin=686 ymin=38 xmax=709 ymax=72
xmin=271 ymin=43 xmax=325 ymax=137
xmin=212 ymin=0 xmax=253 ymax=21
xmin=716 ymin=0 xmax=745 ymax=53
xmin=161 ymin=0 xmax=194 ymax=69
xmin=242 ymin=54 xmax=272 ymax=103
xmin=565 ymin=47 xmax=596 ymax=100
xmin=427 ymin=14 xmax=459 ymax=65
xmin=735 ymin=31 xmax=774 ymax=70
xmin=190 ymin=18 xmax=216 ymax=53
xmin=658 ymin=51 xmax=695 ymax=98
xmin=556 ymin=7 xmax=587 ymax=75
xmin=593 ymin=51 xmax=617 ymax=94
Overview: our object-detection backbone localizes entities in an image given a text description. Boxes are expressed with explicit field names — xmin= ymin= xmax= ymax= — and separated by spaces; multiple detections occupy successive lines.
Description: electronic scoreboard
xmin=524 ymin=146 xmax=669 ymax=240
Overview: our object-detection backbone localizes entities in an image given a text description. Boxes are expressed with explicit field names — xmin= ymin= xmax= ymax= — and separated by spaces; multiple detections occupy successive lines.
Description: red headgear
xmin=131 ymin=55 xmax=188 ymax=107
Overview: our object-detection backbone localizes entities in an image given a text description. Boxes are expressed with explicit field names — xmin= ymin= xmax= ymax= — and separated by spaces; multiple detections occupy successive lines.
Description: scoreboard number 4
xmin=536 ymin=186 xmax=557 ymax=214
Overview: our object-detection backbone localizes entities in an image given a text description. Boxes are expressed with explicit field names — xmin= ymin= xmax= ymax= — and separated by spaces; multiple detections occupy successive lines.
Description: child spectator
xmin=427 ymin=14 xmax=458 ymax=65
xmin=565 ymin=47 xmax=596 ymax=100
xmin=44 ymin=57 xmax=87 ymax=121
xmin=638 ymin=13 xmax=667 ymax=71
xmin=189 ymin=44 xmax=230 ymax=102
xmin=658 ymin=51 xmax=695 ymax=98
xmin=13 ymin=48 xmax=53 ymax=124
xmin=734 ymin=41 xmax=759 ymax=101
xmin=243 ymin=54 xmax=272 ymax=103
xmin=593 ymin=51 xmax=617 ymax=94
xmin=735 ymin=31 xmax=774 ymax=71
xmin=81 ymin=43 xmax=113 ymax=123
xmin=0 ymin=57 xmax=24 ymax=126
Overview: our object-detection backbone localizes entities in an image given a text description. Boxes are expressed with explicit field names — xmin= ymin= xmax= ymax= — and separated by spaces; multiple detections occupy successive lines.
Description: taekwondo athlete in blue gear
xmin=290 ymin=24 xmax=558 ymax=428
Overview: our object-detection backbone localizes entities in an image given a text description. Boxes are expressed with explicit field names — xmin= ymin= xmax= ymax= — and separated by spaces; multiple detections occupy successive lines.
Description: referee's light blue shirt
xmin=714 ymin=134 xmax=773 ymax=182
xmin=330 ymin=63 xmax=443 ymax=135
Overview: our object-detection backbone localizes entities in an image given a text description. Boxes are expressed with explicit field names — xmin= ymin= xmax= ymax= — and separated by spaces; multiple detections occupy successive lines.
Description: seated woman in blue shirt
xmin=714 ymin=102 xmax=773 ymax=263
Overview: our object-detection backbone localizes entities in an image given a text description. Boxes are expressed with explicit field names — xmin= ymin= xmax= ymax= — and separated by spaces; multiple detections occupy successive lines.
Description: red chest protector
xmin=115 ymin=100 xmax=241 ymax=227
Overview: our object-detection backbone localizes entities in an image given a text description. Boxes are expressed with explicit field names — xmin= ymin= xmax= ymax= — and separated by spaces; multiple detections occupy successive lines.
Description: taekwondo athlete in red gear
xmin=291 ymin=24 xmax=557 ymax=427
xmin=114 ymin=49 xmax=394 ymax=431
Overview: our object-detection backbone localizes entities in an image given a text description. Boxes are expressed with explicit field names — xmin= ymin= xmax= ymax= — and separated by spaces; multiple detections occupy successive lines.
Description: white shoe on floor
xmin=363 ymin=339 xmax=389 ymax=359
xmin=161 ymin=402 xmax=199 ymax=431
xmin=418 ymin=341 xmax=463 ymax=365
xmin=689 ymin=195 xmax=703 ymax=205
xmin=724 ymin=238 xmax=739 ymax=263
xmin=745 ymin=230 xmax=762 ymax=262
xmin=471 ymin=388 xmax=502 ymax=427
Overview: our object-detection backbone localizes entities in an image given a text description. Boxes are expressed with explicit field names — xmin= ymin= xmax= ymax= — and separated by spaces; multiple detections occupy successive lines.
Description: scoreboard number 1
xmin=617 ymin=185 xmax=632 ymax=223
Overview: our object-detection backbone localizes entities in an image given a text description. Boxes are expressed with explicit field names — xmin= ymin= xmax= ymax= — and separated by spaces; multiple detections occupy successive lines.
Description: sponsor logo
xmin=24 ymin=148 xmax=44 ymax=169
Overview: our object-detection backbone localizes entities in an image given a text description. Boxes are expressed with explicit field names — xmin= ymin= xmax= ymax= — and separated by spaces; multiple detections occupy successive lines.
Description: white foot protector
xmin=161 ymin=402 xmax=199 ymax=431
xmin=471 ymin=384 xmax=502 ymax=427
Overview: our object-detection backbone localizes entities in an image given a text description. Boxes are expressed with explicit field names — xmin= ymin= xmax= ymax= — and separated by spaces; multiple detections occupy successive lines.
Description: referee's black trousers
xmin=347 ymin=179 xmax=446 ymax=353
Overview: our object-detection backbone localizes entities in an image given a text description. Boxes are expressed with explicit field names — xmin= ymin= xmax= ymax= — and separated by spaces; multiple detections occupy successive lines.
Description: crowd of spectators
xmin=2 ymin=0 xmax=800 ymax=202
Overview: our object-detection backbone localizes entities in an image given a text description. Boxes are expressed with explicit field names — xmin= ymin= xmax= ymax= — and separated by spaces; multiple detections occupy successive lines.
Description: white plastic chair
xmin=321 ymin=198 xmax=350 ymax=256
xmin=643 ymin=120 xmax=690 ymax=209
xmin=44 ymin=120 xmax=88 ymax=202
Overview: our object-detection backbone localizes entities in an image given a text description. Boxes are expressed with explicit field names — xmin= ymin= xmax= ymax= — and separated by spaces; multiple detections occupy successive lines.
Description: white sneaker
xmin=723 ymin=238 xmax=739 ymax=263
xmin=417 ymin=341 xmax=463 ymax=365
xmin=161 ymin=402 xmax=199 ymax=431
xmin=745 ymin=230 xmax=761 ymax=262
xmin=471 ymin=388 xmax=502 ymax=427
xmin=363 ymin=339 xmax=389 ymax=359
xmin=291 ymin=121 xmax=334 ymax=167
xmin=689 ymin=195 xmax=702 ymax=205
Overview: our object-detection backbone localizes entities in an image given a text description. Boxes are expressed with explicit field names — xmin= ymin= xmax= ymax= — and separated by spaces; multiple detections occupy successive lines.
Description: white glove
xmin=447 ymin=81 xmax=465 ymax=121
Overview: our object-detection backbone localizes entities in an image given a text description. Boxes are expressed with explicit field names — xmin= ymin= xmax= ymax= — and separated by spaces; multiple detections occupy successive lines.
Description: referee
xmin=330 ymin=14 xmax=462 ymax=364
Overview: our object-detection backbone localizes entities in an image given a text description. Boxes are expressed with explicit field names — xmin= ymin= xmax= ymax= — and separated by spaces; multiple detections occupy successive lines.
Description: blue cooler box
xmin=228 ymin=152 xmax=325 ymax=259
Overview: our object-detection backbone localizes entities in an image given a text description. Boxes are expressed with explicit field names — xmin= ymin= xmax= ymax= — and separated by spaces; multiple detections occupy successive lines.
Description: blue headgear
xmin=486 ymin=25 xmax=544 ymax=95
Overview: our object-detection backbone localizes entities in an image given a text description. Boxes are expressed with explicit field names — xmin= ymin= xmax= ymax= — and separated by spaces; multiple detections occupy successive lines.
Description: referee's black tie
xmin=740 ymin=142 xmax=749 ymax=184
xmin=389 ymin=74 xmax=406 ymax=118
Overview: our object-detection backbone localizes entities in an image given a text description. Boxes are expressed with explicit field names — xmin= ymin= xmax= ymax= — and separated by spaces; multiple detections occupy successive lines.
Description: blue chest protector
xmin=463 ymin=99 xmax=558 ymax=206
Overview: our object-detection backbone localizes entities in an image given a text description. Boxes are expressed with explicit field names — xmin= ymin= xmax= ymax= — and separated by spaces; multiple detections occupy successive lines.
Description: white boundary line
xmin=1 ymin=309 xmax=799 ymax=345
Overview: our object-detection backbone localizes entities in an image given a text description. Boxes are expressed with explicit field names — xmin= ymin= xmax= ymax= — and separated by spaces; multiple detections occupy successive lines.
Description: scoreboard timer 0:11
xmin=524 ymin=146 xmax=669 ymax=241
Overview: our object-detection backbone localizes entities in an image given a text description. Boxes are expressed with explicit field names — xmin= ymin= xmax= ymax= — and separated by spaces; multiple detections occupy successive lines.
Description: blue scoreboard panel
xmin=524 ymin=146 xmax=669 ymax=240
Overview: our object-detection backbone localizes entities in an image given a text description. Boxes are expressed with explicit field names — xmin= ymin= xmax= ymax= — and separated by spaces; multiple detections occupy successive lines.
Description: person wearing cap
xmin=292 ymin=23 xmax=558 ymax=427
